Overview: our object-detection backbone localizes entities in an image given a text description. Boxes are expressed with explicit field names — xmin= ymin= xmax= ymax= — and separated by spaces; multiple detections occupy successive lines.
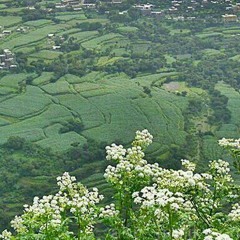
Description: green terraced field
xmin=81 ymin=33 xmax=124 ymax=49
xmin=0 ymin=16 xmax=22 ymax=27
xmin=0 ymin=70 xmax=189 ymax=157
xmin=215 ymin=82 xmax=240 ymax=137
xmin=55 ymin=13 xmax=87 ymax=21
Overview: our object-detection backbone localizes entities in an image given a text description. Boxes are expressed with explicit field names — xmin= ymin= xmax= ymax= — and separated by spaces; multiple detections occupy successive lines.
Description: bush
xmin=0 ymin=130 xmax=239 ymax=240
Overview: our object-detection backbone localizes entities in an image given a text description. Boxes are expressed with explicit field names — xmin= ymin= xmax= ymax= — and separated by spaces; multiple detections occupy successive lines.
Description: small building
xmin=48 ymin=33 xmax=55 ymax=38
xmin=222 ymin=14 xmax=238 ymax=23
xmin=2 ymin=30 xmax=12 ymax=35
xmin=135 ymin=4 xmax=153 ymax=16
xmin=0 ymin=49 xmax=16 ymax=70
xmin=52 ymin=45 xmax=61 ymax=50
xmin=112 ymin=0 xmax=122 ymax=3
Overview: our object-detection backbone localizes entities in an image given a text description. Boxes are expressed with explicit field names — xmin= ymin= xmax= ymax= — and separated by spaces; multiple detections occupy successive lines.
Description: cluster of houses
xmin=56 ymin=0 xmax=85 ymax=10
xmin=166 ymin=0 xmax=239 ymax=22
xmin=0 ymin=26 xmax=29 ymax=39
xmin=47 ymin=33 xmax=64 ymax=50
xmin=42 ymin=0 xmax=240 ymax=21
xmin=132 ymin=1 xmax=239 ymax=21
xmin=54 ymin=0 xmax=123 ymax=10
xmin=0 ymin=49 xmax=17 ymax=70
xmin=134 ymin=4 xmax=163 ymax=18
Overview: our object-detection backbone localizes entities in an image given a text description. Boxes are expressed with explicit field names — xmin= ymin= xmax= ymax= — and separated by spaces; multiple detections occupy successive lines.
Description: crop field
xmin=32 ymin=72 xmax=55 ymax=85
xmin=70 ymin=31 xmax=99 ymax=42
xmin=24 ymin=19 xmax=53 ymax=27
xmin=81 ymin=33 xmax=125 ymax=49
xmin=55 ymin=13 xmax=87 ymax=21
xmin=0 ymin=86 xmax=51 ymax=118
xmin=201 ymin=135 xmax=223 ymax=166
xmin=0 ymin=68 xmax=189 ymax=157
xmin=0 ymin=16 xmax=22 ymax=27
xmin=29 ymin=50 xmax=62 ymax=60
xmin=215 ymin=82 xmax=240 ymax=136
xmin=117 ymin=26 xmax=138 ymax=33
xmin=0 ymin=10 xmax=237 ymax=163
xmin=0 ymin=24 xmax=68 ymax=49
xmin=0 ymin=73 xmax=36 ymax=89
xmin=37 ymin=131 xmax=87 ymax=152
xmin=41 ymin=80 xmax=72 ymax=95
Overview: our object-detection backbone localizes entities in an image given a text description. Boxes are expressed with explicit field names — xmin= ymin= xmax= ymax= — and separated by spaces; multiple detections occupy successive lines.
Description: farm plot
xmin=0 ymin=86 xmax=52 ymax=118
xmin=196 ymin=32 xmax=223 ymax=38
xmin=215 ymin=82 xmax=240 ymax=128
xmin=0 ymin=103 xmax=73 ymax=145
xmin=0 ymin=73 xmax=36 ymax=89
xmin=41 ymin=79 xmax=72 ymax=95
xmin=0 ymin=24 xmax=67 ymax=49
xmin=81 ymin=33 xmax=124 ymax=49
xmin=133 ymin=72 xmax=178 ymax=87
xmin=64 ymin=72 xmax=108 ymax=84
xmin=0 ymin=86 xmax=16 ymax=95
xmin=70 ymin=31 xmax=99 ymax=42
xmin=96 ymin=74 xmax=143 ymax=99
xmin=117 ymin=26 xmax=138 ymax=34
xmin=29 ymin=50 xmax=62 ymax=60
xmin=97 ymin=56 xmax=123 ymax=67
xmin=36 ymin=131 xmax=87 ymax=152
xmin=56 ymin=94 xmax=105 ymax=129
xmin=32 ymin=72 xmax=55 ymax=86
xmin=201 ymin=135 xmax=223 ymax=166
xmin=24 ymin=19 xmax=53 ymax=27
xmin=0 ymin=118 xmax=9 ymax=126
xmin=216 ymin=124 xmax=239 ymax=139
xmin=55 ymin=13 xmax=87 ymax=21
xmin=215 ymin=84 xmax=240 ymax=139
xmin=0 ymin=124 xmax=45 ymax=145
xmin=80 ymin=89 xmax=187 ymax=147
xmin=0 ymin=16 xmax=22 ymax=27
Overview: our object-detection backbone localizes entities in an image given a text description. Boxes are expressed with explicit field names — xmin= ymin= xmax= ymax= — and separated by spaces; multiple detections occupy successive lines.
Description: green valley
xmin=0 ymin=0 xmax=240 ymax=230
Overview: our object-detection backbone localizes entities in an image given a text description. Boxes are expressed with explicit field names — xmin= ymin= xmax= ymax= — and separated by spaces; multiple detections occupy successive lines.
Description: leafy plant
xmin=1 ymin=130 xmax=239 ymax=240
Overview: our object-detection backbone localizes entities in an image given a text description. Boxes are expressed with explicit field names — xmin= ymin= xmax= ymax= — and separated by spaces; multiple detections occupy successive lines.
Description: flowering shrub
xmin=1 ymin=130 xmax=239 ymax=239
xmin=219 ymin=138 xmax=240 ymax=172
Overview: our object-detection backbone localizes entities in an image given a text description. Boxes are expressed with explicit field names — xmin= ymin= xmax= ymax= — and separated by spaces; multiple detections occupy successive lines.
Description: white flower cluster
xmin=218 ymin=138 xmax=240 ymax=149
xmin=11 ymin=215 xmax=27 ymax=233
xmin=99 ymin=203 xmax=119 ymax=218
xmin=181 ymin=159 xmax=196 ymax=171
xmin=133 ymin=186 xmax=193 ymax=213
xmin=133 ymin=129 xmax=153 ymax=148
xmin=203 ymin=229 xmax=233 ymax=240
xmin=172 ymin=229 xmax=184 ymax=239
xmin=9 ymin=172 xmax=103 ymax=237
xmin=209 ymin=160 xmax=233 ymax=188
xmin=154 ymin=167 xmax=211 ymax=193
xmin=126 ymin=146 xmax=145 ymax=163
xmin=67 ymin=187 xmax=103 ymax=216
xmin=104 ymin=158 xmax=159 ymax=187
xmin=105 ymin=144 xmax=126 ymax=161
xmin=0 ymin=230 xmax=12 ymax=240
xmin=228 ymin=203 xmax=240 ymax=222
xmin=104 ymin=130 xmax=156 ymax=186
xmin=57 ymin=171 xmax=76 ymax=191
xmin=209 ymin=160 xmax=231 ymax=176
xmin=104 ymin=130 xmax=158 ymax=185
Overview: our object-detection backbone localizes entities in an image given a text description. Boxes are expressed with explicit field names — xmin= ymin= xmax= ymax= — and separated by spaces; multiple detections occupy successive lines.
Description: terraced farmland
xmin=0 ymin=69 xmax=188 ymax=155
